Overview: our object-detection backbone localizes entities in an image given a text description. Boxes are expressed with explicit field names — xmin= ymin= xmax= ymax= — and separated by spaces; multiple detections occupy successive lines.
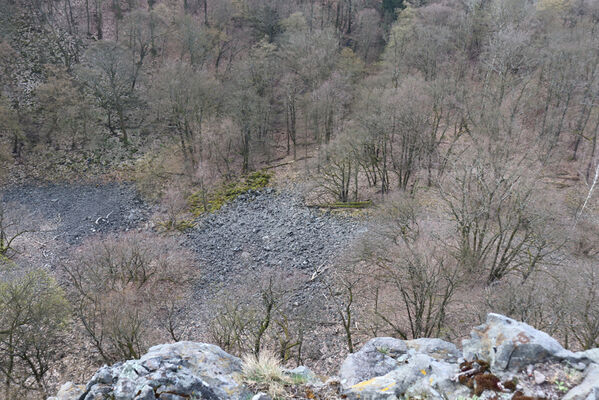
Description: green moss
xmin=157 ymin=218 xmax=196 ymax=232
xmin=188 ymin=170 xmax=273 ymax=216
xmin=289 ymin=373 xmax=308 ymax=385
xmin=311 ymin=200 xmax=372 ymax=209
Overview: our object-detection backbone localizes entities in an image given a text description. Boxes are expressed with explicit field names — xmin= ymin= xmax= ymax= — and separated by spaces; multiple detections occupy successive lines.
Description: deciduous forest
xmin=1 ymin=0 xmax=599 ymax=398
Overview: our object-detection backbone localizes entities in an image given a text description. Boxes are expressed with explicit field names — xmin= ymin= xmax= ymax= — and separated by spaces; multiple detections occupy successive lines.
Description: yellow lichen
xmin=350 ymin=378 xmax=378 ymax=391
xmin=380 ymin=383 xmax=396 ymax=392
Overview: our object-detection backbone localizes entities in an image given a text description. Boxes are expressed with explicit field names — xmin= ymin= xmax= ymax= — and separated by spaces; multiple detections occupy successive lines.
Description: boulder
xmin=78 ymin=342 xmax=250 ymax=400
xmin=339 ymin=337 xmax=408 ymax=386
xmin=574 ymin=348 xmax=599 ymax=365
xmin=339 ymin=337 xmax=468 ymax=399
xmin=342 ymin=353 xmax=467 ymax=400
xmin=564 ymin=364 xmax=599 ymax=400
xmin=463 ymin=313 xmax=583 ymax=371
xmin=405 ymin=338 xmax=461 ymax=363
xmin=49 ymin=314 xmax=599 ymax=400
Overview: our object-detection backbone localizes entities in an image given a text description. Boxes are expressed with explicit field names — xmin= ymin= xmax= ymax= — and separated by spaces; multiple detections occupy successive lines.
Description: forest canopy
xmin=2 ymin=0 xmax=599 ymax=398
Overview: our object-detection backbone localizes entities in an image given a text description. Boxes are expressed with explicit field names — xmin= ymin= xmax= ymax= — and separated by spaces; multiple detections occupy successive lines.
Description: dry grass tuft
xmin=242 ymin=350 xmax=288 ymax=398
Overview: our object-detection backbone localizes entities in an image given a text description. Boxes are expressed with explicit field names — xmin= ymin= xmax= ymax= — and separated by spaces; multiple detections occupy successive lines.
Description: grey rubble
xmin=51 ymin=314 xmax=599 ymax=400
xmin=185 ymin=189 xmax=364 ymax=278
xmin=2 ymin=183 xmax=147 ymax=245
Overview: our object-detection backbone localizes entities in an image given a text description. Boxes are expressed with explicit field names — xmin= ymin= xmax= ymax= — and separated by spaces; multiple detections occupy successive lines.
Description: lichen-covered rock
xmin=463 ymin=313 xmax=585 ymax=371
xmin=339 ymin=337 xmax=408 ymax=386
xmin=49 ymin=315 xmax=599 ymax=400
xmin=575 ymin=348 xmax=599 ymax=365
xmin=405 ymin=338 xmax=461 ymax=363
xmin=342 ymin=353 xmax=467 ymax=400
xmin=77 ymin=342 xmax=250 ymax=400
xmin=339 ymin=337 xmax=468 ymax=399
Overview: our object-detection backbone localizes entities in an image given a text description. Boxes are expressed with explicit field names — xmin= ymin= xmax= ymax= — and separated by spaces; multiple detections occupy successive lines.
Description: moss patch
xmin=188 ymin=171 xmax=273 ymax=216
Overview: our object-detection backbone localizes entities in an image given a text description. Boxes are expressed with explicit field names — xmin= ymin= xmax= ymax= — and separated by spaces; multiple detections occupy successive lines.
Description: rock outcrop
xmin=49 ymin=342 xmax=250 ymax=400
xmin=50 ymin=314 xmax=599 ymax=400
xmin=339 ymin=337 xmax=468 ymax=399
xmin=462 ymin=313 xmax=590 ymax=371
xmin=340 ymin=313 xmax=599 ymax=400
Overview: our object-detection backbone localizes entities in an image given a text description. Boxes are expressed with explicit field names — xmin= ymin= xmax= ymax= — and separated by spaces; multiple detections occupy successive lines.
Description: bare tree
xmin=152 ymin=62 xmax=220 ymax=177
xmin=77 ymin=41 xmax=141 ymax=146
xmin=353 ymin=195 xmax=460 ymax=339
xmin=208 ymin=270 xmax=305 ymax=362
xmin=440 ymin=156 xmax=555 ymax=283
xmin=324 ymin=262 xmax=365 ymax=353
xmin=567 ymin=262 xmax=599 ymax=349
xmin=0 ymin=268 xmax=70 ymax=399
xmin=63 ymin=232 xmax=195 ymax=363
xmin=0 ymin=204 xmax=27 ymax=260
xmin=316 ymin=132 xmax=360 ymax=203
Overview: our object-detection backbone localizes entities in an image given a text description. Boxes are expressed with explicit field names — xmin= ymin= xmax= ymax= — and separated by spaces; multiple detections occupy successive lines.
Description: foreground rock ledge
xmin=50 ymin=314 xmax=599 ymax=400
xmin=50 ymin=342 xmax=250 ymax=400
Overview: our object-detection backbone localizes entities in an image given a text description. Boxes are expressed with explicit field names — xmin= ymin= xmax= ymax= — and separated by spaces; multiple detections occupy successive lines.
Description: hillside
xmin=2 ymin=0 xmax=599 ymax=399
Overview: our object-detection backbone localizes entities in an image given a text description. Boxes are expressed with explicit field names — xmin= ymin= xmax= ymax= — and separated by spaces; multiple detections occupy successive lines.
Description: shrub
xmin=242 ymin=350 xmax=285 ymax=383
xmin=63 ymin=232 xmax=195 ymax=363
xmin=0 ymin=266 xmax=70 ymax=399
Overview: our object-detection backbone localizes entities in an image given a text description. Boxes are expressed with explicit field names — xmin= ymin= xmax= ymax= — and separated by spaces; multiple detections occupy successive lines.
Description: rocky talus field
xmin=50 ymin=314 xmax=599 ymax=400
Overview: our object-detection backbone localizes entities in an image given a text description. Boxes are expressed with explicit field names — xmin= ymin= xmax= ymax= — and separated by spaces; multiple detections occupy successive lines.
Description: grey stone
xmin=3 ymin=184 xmax=148 ymax=246
xmin=158 ymin=394 xmax=187 ymax=400
xmin=142 ymin=342 xmax=245 ymax=397
xmin=84 ymin=384 xmax=113 ymax=400
xmin=533 ymin=370 xmax=545 ymax=385
xmin=251 ymin=393 xmax=272 ymax=400
xmin=405 ymin=338 xmax=461 ymax=363
xmin=63 ymin=342 xmax=249 ymax=400
xmin=339 ymin=337 xmax=408 ymax=386
xmin=142 ymin=357 xmax=162 ymax=371
xmin=564 ymin=364 xmax=599 ymax=400
xmin=49 ymin=314 xmax=599 ymax=400
xmin=114 ymin=377 xmax=138 ymax=400
xmin=574 ymin=348 xmax=599 ymax=365
xmin=134 ymin=385 xmax=156 ymax=400
xmin=96 ymin=366 xmax=116 ymax=384
xmin=463 ymin=313 xmax=572 ymax=371
xmin=342 ymin=353 xmax=462 ymax=400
